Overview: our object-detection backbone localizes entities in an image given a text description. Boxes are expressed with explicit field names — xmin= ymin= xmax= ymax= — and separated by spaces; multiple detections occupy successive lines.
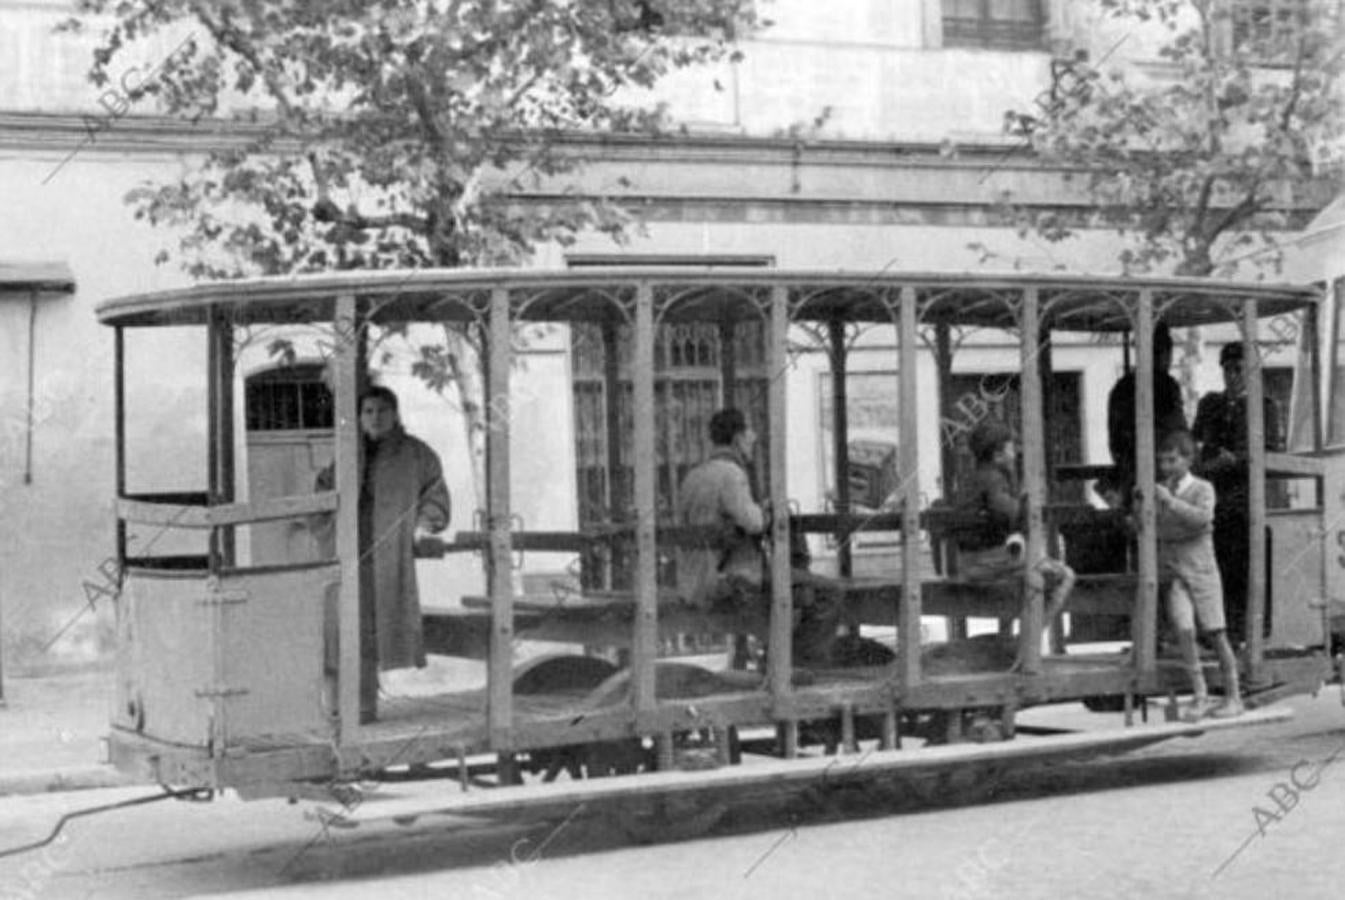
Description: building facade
xmin=0 ymin=0 xmax=1333 ymax=665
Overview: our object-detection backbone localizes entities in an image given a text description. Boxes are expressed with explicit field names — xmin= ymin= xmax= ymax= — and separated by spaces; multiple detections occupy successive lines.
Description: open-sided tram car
xmin=97 ymin=270 xmax=1341 ymax=814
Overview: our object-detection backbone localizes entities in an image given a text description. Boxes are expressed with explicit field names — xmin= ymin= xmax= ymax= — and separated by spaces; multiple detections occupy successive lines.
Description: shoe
xmin=1180 ymin=696 xmax=1216 ymax=723
xmin=1209 ymin=699 xmax=1245 ymax=719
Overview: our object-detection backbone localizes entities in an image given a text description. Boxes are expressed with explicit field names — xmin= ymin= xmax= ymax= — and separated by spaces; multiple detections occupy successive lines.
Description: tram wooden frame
xmin=97 ymin=269 xmax=1338 ymax=798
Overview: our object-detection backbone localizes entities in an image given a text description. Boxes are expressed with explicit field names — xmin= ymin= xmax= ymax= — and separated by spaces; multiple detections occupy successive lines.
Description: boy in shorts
xmin=956 ymin=421 xmax=1076 ymax=669
xmin=1155 ymin=429 xmax=1243 ymax=720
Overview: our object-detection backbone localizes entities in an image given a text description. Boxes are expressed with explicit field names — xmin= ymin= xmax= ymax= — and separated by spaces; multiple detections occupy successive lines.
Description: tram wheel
xmin=609 ymin=795 xmax=728 ymax=844
xmin=512 ymin=655 xmax=646 ymax=781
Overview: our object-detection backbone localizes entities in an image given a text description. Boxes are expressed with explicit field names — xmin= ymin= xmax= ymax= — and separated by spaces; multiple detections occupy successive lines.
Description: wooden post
xmin=212 ymin=308 xmax=236 ymax=566
xmin=1307 ymin=303 xmax=1323 ymax=452
xmin=601 ymin=320 xmax=624 ymax=591
xmin=1018 ymin=288 xmax=1046 ymax=675
xmin=828 ymin=320 xmax=852 ymax=577
xmin=487 ymin=287 xmax=515 ymax=750
xmin=632 ymin=283 xmax=658 ymax=717
xmin=114 ymin=326 xmax=127 ymax=568
xmin=1243 ymin=305 xmax=1267 ymax=681
xmin=1132 ymin=291 xmax=1159 ymax=677
xmin=334 ymin=294 xmax=363 ymax=743
xmin=898 ymin=287 xmax=922 ymax=690
xmin=934 ymin=322 xmax=966 ymax=637
xmin=768 ymin=286 xmax=794 ymax=699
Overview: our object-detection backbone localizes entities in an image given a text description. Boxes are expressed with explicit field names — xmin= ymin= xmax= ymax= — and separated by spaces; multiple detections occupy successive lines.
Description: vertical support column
xmin=1132 ymin=291 xmax=1159 ymax=677
xmin=206 ymin=308 xmax=220 ymax=572
xmin=487 ymin=288 xmax=515 ymax=750
xmin=632 ymin=284 xmax=658 ymax=718
xmin=1307 ymin=304 xmax=1323 ymax=452
xmin=828 ymin=320 xmax=852 ymax=577
xmin=767 ymin=286 xmax=794 ymax=701
xmin=212 ymin=308 xmax=236 ymax=566
xmin=1018 ymin=288 xmax=1046 ymax=675
xmin=898 ymin=287 xmax=922 ymax=691
xmin=333 ymin=294 xmax=362 ymax=743
xmin=601 ymin=321 xmax=624 ymax=591
xmin=1243 ymin=305 xmax=1267 ymax=681
xmin=934 ymin=321 xmax=966 ymax=641
xmin=114 ymin=327 xmax=127 ymax=569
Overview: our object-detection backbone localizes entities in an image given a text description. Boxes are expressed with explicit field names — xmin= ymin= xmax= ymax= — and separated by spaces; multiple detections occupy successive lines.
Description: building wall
xmin=0 ymin=0 xmax=1329 ymax=665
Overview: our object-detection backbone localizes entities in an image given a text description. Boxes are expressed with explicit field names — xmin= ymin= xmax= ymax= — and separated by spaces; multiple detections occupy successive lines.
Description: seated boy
xmin=1155 ymin=429 xmax=1243 ymax=720
xmin=955 ymin=421 xmax=1076 ymax=669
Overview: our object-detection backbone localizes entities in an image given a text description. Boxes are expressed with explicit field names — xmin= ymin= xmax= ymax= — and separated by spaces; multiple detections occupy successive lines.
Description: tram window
xmin=945 ymin=371 xmax=1084 ymax=503
xmin=244 ymin=364 xmax=333 ymax=431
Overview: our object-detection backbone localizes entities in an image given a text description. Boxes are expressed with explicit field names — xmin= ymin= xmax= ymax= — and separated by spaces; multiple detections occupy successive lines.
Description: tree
xmin=64 ymin=0 xmax=755 ymax=505
xmin=1003 ymin=0 xmax=1342 ymax=277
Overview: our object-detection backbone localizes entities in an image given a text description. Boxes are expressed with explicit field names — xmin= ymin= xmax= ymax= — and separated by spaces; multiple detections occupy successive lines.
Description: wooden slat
xmin=116 ymin=492 xmax=339 ymax=528
xmin=334 ymin=293 xmax=362 ymax=744
xmin=1018 ymin=287 xmax=1045 ymax=674
xmin=1132 ymin=291 xmax=1158 ymax=676
xmin=1264 ymin=452 xmax=1323 ymax=477
xmin=487 ymin=287 xmax=515 ymax=749
xmin=632 ymin=283 xmax=658 ymax=715
xmin=1244 ymin=304 xmax=1267 ymax=680
xmin=768 ymin=285 xmax=794 ymax=701
xmin=899 ymin=285 xmax=922 ymax=690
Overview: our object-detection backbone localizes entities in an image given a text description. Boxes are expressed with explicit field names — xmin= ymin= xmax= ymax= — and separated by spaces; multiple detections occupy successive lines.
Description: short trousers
xmin=1167 ymin=577 xmax=1226 ymax=633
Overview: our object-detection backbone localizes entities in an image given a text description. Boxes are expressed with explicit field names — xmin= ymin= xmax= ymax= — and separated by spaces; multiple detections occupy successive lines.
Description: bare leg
xmin=1210 ymin=630 xmax=1244 ymax=717
xmin=1176 ymin=627 xmax=1211 ymax=721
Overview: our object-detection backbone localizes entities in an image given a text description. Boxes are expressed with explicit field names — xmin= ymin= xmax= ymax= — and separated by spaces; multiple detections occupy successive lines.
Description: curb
xmin=0 ymin=765 xmax=137 ymax=798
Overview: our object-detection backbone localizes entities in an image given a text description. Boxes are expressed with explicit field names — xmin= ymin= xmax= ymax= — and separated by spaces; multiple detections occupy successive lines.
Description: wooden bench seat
xmin=422 ymin=572 xmax=1138 ymax=659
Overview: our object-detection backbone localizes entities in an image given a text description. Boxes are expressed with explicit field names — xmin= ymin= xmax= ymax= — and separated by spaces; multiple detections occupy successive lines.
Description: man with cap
xmin=1192 ymin=342 xmax=1284 ymax=647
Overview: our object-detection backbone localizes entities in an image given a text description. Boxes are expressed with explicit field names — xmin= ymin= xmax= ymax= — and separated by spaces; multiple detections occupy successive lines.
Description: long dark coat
xmin=316 ymin=426 xmax=451 ymax=670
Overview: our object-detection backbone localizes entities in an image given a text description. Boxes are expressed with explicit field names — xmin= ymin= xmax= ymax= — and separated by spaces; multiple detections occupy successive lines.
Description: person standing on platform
xmin=1192 ymin=343 xmax=1283 ymax=647
xmin=314 ymin=385 xmax=451 ymax=723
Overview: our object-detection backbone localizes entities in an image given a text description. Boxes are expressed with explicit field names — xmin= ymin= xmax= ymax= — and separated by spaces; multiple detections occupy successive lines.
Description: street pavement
xmin=0 ymin=668 xmax=130 ymax=796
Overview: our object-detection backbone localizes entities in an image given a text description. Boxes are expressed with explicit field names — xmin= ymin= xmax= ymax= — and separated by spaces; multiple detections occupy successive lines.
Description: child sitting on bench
xmin=955 ymin=421 xmax=1076 ymax=669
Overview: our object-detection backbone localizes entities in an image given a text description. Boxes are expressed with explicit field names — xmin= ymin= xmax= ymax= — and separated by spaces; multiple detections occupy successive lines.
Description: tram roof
xmin=96 ymin=268 xmax=1320 ymax=331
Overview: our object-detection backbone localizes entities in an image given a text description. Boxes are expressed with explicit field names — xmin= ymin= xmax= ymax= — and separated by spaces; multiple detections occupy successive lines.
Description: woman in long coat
xmin=315 ymin=386 xmax=451 ymax=720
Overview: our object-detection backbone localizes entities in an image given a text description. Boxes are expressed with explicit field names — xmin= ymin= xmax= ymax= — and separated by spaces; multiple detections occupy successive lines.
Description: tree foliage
xmin=1006 ymin=0 xmax=1342 ymax=275
xmin=64 ymin=0 xmax=754 ymax=507
xmin=64 ymin=0 xmax=755 ymax=276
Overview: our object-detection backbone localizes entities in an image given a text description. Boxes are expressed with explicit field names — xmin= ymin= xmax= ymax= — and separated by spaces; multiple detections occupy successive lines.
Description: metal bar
xmin=487 ymin=287 xmax=515 ymax=749
xmin=1018 ymin=287 xmax=1046 ymax=675
xmin=333 ymin=293 xmax=362 ymax=744
xmin=828 ymin=319 xmax=852 ymax=577
xmin=1244 ymin=304 xmax=1267 ymax=681
xmin=898 ymin=286 xmax=922 ymax=690
xmin=1132 ymin=291 xmax=1159 ymax=676
xmin=632 ymin=283 xmax=658 ymax=716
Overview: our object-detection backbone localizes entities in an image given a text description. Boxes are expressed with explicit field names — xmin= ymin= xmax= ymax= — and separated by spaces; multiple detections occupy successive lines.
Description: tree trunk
xmin=442 ymin=323 xmax=488 ymax=517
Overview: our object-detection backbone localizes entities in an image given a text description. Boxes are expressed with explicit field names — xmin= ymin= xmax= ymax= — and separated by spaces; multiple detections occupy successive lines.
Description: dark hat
xmin=1153 ymin=323 xmax=1173 ymax=352
xmin=1219 ymin=343 xmax=1244 ymax=366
